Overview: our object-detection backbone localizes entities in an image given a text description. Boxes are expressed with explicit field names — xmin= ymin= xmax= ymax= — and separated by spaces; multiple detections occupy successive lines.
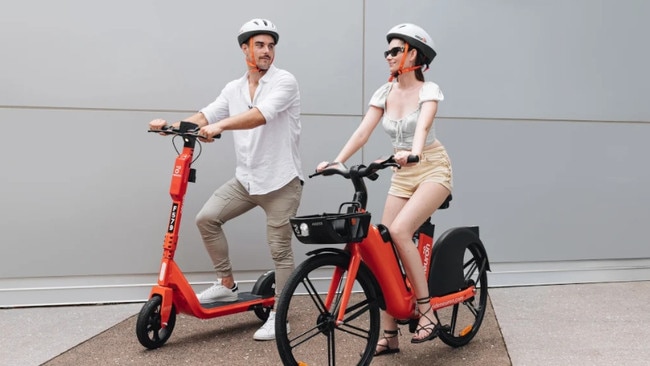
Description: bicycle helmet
xmin=386 ymin=23 xmax=436 ymax=66
xmin=237 ymin=18 xmax=279 ymax=45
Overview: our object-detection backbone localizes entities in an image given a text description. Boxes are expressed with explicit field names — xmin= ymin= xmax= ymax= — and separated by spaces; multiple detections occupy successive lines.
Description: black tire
xmin=435 ymin=242 xmax=488 ymax=347
xmin=275 ymin=253 xmax=380 ymax=366
xmin=136 ymin=295 xmax=176 ymax=349
xmin=252 ymin=270 xmax=276 ymax=321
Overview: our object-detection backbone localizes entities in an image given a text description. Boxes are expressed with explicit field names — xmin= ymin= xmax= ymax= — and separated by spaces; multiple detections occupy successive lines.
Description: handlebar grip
xmin=407 ymin=155 xmax=420 ymax=163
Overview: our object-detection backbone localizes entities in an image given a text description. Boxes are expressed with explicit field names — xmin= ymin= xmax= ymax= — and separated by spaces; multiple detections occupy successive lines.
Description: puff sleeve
xmin=419 ymin=82 xmax=444 ymax=104
xmin=368 ymin=82 xmax=392 ymax=109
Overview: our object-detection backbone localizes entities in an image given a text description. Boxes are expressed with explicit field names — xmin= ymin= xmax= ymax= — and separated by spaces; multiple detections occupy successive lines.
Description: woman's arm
xmin=333 ymin=105 xmax=384 ymax=164
xmin=409 ymin=100 xmax=438 ymax=158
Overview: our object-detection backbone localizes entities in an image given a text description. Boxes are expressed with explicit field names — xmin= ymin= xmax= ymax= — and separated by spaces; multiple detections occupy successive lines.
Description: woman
xmin=317 ymin=23 xmax=452 ymax=355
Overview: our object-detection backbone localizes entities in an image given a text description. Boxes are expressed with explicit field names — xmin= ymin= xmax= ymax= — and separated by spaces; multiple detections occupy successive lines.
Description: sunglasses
xmin=384 ymin=46 xmax=405 ymax=58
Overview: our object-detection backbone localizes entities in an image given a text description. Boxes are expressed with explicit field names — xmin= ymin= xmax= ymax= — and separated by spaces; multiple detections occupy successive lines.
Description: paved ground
xmin=41 ymin=297 xmax=508 ymax=366
xmin=3 ymin=281 xmax=650 ymax=366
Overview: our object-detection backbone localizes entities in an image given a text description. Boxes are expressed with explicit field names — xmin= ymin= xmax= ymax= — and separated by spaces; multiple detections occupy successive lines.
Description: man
xmin=148 ymin=18 xmax=303 ymax=341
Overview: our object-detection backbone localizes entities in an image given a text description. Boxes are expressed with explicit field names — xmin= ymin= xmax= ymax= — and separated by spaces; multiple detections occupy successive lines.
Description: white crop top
xmin=369 ymin=81 xmax=444 ymax=149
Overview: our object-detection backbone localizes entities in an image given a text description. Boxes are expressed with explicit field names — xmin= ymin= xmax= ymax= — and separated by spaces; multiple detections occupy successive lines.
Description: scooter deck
xmin=201 ymin=292 xmax=272 ymax=309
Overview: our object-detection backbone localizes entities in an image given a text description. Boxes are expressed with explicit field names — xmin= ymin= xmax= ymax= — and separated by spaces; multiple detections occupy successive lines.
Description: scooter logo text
xmin=168 ymin=203 xmax=178 ymax=233
xmin=173 ymin=165 xmax=182 ymax=178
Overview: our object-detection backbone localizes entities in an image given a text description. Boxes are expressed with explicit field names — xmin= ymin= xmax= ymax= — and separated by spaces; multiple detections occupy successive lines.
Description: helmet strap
xmin=246 ymin=38 xmax=260 ymax=73
xmin=389 ymin=43 xmax=424 ymax=82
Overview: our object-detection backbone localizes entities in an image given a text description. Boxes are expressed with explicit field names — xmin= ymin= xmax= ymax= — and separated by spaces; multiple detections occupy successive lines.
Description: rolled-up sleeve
xmin=200 ymin=85 xmax=232 ymax=124
xmin=254 ymin=72 xmax=299 ymax=123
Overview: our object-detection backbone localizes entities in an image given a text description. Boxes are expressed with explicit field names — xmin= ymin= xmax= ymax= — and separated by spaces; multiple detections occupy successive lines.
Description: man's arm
xmin=199 ymin=107 xmax=266 ymax=139
xmin=215 ymin=107 xmax=266 ymax=130
xmin=182 ymin=112 xmax=210 ymax=128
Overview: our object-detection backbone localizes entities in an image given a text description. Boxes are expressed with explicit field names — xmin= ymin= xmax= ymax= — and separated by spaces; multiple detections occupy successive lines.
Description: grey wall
xmin=2 ymin=0 xmax=649 ymax=307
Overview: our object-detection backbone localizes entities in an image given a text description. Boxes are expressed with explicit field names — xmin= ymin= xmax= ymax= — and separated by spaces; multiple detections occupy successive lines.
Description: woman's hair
xmin=412 ymin=45 xmax=428 ymax=82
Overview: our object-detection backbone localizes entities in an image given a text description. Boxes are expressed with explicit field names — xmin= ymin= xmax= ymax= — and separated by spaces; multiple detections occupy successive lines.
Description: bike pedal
xmin=459 ymin=325 xmax=473 ymax=337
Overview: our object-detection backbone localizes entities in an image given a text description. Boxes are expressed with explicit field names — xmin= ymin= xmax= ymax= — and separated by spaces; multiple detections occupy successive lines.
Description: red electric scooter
xmin=136 ymin=121 xmax=275 ymax=349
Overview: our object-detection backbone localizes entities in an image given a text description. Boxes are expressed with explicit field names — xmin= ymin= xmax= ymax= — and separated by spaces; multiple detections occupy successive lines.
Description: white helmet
xmin=237 ymin=18 xmax=279 ymax=45
xmin=386 ymin=23 xmax=436 ymax=66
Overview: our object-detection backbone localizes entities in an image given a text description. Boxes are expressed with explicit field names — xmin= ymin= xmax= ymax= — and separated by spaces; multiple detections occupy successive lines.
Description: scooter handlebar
xmin=148 ymin=123 xmax=221 ymax=139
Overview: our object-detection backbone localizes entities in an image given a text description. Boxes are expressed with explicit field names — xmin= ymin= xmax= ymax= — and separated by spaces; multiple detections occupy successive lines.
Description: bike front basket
xmin=290 ymin=212 xmax=371 ymax=244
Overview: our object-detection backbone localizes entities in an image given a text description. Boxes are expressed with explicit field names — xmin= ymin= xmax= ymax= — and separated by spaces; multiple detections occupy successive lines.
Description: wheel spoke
xmin=343 ymin=298 xmax=372 ymax=324
xmin=337 ymin=322 xmax=371 ymax=340
xmin=327 ymin=326 xmax=336 ymax=366
xmin=301 ymin=275 xmax=329 ymax=313
xmin=288 ymin=320 xmax=329 ymax=348
xmin=463 ymin=257 xmax=478 ymax=282
xmin=463 ymin=299 xmax=480 ymax=317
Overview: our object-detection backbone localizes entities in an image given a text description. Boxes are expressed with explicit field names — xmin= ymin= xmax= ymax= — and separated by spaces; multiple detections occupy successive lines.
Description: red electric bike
xmin=136 ymin=121 xmax=275 ymax=349
xmin=275 ymin=156 xmax=490 ymax=365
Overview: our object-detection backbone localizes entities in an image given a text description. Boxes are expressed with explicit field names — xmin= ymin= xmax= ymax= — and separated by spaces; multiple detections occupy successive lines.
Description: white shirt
xmin=200 ymin=65 xmax=303 ymax=194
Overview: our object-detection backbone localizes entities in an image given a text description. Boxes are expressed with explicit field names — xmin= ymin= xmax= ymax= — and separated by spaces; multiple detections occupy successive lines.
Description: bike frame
xmin=318 ymin=162 xmax=477 ymax=324
xmin=328 ymin=227 xmax=476 ymax=324
xmin=148 ymin=122 xmax=274 ymax=328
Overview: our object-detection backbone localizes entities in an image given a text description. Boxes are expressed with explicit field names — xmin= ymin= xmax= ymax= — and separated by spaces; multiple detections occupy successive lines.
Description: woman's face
xmin=385 ymin=39 xmax=414 ymax=73
xmin=385 ymin=39 xmax=404 ymax=73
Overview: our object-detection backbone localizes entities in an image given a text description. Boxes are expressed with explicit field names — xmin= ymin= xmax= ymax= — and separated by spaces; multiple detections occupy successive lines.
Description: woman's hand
xmin=394 ymin=150 xmax=418 ymax=166
xmin=316 ymin=161 xmax=331 ymax=172
xmin=316 ymin=161 xmax=344 ymax=172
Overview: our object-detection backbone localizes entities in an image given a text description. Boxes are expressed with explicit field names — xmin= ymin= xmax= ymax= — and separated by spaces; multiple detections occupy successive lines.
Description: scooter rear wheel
xmin=251 ymin=270 xmax=276 ymax=321
xmin=136 ymin=295 xmax=177 ymax=349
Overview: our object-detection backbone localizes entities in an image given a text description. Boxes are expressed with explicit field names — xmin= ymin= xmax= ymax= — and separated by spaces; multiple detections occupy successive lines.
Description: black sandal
xmin=411 ymin=297 xmax=440 ymax=344
xmin=374 ymin=329 xmax=400 ymax=356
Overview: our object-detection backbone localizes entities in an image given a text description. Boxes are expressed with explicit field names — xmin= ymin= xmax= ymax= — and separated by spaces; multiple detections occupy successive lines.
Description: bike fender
xmin=429 ymin=226 xmax=490 ymax=297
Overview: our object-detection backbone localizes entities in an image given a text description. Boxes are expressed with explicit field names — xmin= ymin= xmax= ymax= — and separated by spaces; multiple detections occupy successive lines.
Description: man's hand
xmin=198 ymin=123 xmax=223 ymax=142
xmin=149 ymin=119 xmax=168 ymax=135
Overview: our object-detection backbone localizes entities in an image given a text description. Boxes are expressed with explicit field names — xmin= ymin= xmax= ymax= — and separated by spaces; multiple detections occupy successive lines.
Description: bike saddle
xmin=438 ymin=194 xmax=452 ymax=210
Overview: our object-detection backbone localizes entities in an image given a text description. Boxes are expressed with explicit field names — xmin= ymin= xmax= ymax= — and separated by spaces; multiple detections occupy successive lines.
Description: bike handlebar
xmin=309 ymin=154 xmax=419 ymax=179
xmin=308 ymin=154 xmax=418 ymax=210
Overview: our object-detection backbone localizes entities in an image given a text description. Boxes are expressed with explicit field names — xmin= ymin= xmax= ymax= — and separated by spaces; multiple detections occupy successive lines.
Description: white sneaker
xmin=197 ymin=280 xmax=238 ymax=304
xmin=253 ymin=311 xmax=290 ymax=341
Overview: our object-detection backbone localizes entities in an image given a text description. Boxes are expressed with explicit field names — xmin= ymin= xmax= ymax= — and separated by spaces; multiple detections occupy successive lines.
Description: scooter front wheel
xmin=136 ymin=295 xmax=177 ymax=349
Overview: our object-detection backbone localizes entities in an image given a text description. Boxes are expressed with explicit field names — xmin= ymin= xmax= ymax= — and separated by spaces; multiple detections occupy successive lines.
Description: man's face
xmin=243 ymin=34 xmax=276 ymax=70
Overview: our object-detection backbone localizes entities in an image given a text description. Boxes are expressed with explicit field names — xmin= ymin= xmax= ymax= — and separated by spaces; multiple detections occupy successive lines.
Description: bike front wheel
xmin=275 ymin=253 xmax=380 ymax=366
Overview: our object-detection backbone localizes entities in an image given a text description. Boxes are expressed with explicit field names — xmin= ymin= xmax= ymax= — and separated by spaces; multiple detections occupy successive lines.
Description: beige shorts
xmin=389 ymin=145 xmax=453 ymax=198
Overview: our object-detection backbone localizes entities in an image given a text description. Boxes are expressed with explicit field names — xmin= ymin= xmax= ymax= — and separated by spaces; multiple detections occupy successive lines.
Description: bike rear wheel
xmin=275 ymin=253 xmax=380 ymax=366
xmin=435 ymin=242 xmax=489 ymax=347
